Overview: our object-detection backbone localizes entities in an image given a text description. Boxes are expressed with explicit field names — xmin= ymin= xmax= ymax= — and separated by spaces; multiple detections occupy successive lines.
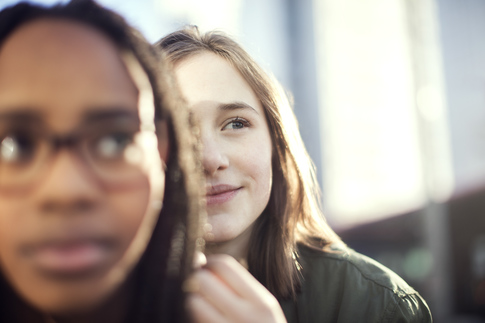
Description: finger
xmin=205 ymin=254 xmax=273 ymax=301
xmin=194 ymin=251 xmax=207 ymax=269
xmin=188 ymin=293 xmax=226 ymax=323
xmin=193 ymin=268 xmax=247 ymax=318
xmin=183 ymin=252 xmax=208 ymax=293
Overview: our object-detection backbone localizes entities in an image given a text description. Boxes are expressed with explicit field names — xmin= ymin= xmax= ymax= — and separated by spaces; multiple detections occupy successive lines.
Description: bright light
xmin=314 ymin=0 xmax=452 ymax=229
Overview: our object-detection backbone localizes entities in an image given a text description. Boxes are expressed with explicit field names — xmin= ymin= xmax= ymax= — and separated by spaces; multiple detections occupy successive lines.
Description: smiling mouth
xmin=24 ymin=238 xmax=115 ymax=279
xmin=205 ymin=184 xmax=241 ymax=206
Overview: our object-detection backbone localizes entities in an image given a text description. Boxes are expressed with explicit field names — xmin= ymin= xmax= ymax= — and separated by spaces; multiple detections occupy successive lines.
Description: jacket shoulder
xmin=303 ymin=243 xmax=416 ymax=295
xmin=280 ymin=244 xmax=432 ymax=322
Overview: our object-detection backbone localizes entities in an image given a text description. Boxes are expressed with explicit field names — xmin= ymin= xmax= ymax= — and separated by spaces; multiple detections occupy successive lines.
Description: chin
xmin=20 ymin=277 xmax=119 ymax=317
xmin=204 ymin=226 xmax=241 ymax=243
xmin=33 ymin=290 xmax=108 ymax=315
xmin=204 ymin=222 xmax=255 ymax=248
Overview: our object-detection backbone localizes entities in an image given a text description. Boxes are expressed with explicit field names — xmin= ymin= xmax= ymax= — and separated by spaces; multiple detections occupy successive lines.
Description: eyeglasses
xmin=0 ymin=114 xmax=156 ymax=191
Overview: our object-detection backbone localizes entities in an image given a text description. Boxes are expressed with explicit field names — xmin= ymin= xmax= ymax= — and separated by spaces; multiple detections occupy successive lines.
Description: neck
xmin=205 ymin=223 xmax=253 ymax=266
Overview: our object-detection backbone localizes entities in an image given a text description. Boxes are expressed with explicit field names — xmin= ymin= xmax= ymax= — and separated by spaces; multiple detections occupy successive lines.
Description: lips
xmin=23 ymin=238 xmax=114 ymax=278
xmin=205 ymin=184 xmax=241 ymax=206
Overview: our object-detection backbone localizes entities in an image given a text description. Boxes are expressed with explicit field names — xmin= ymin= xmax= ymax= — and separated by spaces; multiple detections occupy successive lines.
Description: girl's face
xmin=0 ymin=19 xmax=167 ymax=314
xmin=174 ymin=52 xmax=272 ymax=255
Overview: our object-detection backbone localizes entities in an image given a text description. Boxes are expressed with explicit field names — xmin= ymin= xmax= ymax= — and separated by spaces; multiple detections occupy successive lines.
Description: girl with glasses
xmin=0 ymin=1 xmax=201 ymax=322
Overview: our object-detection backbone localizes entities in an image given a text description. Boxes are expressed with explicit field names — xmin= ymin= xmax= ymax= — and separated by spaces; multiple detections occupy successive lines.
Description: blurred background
xmin=1 ymin=0 xmax=484 ymax=321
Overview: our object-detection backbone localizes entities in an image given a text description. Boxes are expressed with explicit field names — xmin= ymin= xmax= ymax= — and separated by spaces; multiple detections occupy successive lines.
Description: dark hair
xmin=0 ymin=1 xmax=201 ymax=322
xmin=157 ymin=27 xmax=341 ymax=299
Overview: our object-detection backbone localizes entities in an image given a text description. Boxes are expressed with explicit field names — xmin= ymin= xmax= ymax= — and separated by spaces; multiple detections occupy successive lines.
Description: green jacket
xmin=279 ymin=244 xmax=432 ymax=322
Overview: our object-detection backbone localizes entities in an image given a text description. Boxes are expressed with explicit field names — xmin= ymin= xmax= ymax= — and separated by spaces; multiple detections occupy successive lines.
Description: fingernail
xmin=193 ymin=251 xmax=207 ymax=269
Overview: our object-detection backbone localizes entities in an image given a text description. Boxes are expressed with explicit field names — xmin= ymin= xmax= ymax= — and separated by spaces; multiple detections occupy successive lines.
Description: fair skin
xmin=174 ymin=52 xmax=286 ymax=323
xmin=174 ymin=51 xmax=272 ymax=261
xmin=0 ymin=19 xmax=166 ymax=323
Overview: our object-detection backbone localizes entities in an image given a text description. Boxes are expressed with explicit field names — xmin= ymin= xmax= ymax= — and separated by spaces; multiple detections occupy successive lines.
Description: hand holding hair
xmin=187 ymin=254 xmax=287 ymax=323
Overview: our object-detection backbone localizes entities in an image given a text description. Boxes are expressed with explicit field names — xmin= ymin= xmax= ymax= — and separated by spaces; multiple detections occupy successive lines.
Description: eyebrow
xmin=0 ymin=110 xmax=42 ymax=122
xmin=0 ymin=106 xmax=138 ymax=124
xmin=219 ymin=102 xmax=260 ymax=115
xmin=82 ymin=107 xmax=139 ymax=123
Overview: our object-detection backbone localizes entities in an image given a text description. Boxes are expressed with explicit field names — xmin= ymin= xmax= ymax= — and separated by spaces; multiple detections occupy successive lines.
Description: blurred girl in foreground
xmin=0 ymin=1 xmax=200 ymax=322
xmin=158 ymin=27 xmax=432 ymax=322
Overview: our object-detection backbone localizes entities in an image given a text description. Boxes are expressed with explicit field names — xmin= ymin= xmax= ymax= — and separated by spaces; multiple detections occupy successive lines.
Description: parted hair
xmin=157 ymin=26 xmax=341 ymax=299
xmin=0 ymin=1 xmax=201 ymax=322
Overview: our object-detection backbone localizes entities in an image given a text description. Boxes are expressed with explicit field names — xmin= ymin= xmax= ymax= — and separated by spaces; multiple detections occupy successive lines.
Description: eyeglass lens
xmin=0 ymin=112 xmax=147 ymax=190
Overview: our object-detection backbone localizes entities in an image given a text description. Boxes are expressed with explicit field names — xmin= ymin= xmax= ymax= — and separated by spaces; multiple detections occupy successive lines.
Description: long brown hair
xmin=0 ymin=2 xmax=201 ymax=322
xmin=157 ymin=26 xmax=341 ymax=299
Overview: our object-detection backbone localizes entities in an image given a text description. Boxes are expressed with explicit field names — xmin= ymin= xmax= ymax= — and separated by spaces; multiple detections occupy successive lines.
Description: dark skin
xmin=46 ymin=276 xmax=134 ymax=323
xmin=0 ymin=19 xmax=166 ymax=323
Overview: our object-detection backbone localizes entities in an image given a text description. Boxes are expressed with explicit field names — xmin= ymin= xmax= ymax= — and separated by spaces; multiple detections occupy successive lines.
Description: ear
xmin=157 ymin=120 xmax=170 ymax=163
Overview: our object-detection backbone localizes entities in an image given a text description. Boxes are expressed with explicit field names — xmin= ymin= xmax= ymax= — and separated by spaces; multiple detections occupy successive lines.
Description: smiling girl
xmin=0 ymin=2 xmax=200 ymax=322
xmin=158 ymin=27 xmax=432 ymax=323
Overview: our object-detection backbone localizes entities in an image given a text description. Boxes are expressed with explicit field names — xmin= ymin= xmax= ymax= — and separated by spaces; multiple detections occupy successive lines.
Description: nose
xmin=201 ymin=134 xmax=229 ymax=176
xmin=33 ymin=150 xmax=101 ymax=215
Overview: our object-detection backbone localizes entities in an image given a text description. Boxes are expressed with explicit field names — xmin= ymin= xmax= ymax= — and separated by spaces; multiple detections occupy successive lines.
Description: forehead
xmin=0 ymin=18 xmax=138 ymax=130
xmin=174 ymin=51 xmax=262 ymax=114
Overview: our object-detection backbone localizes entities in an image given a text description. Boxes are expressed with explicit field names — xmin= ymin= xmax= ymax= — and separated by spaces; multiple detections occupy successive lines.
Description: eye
xmin=222 ymin=117 xmax=250 ymax=130
xmin=91 ymin=132 xmax=135 ymax=161
xmin=0 ymin=133 xmax=36 ymax=164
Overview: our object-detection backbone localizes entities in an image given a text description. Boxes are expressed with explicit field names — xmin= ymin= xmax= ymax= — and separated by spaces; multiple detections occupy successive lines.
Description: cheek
xmin=240 ymin=137 xmax=273 ymax=199
xmin=107 ymin=184 xmax=151 ymax=249
xmin=106 ymin=167 xmax=164 ymax=265
xmin=0 ymin=199 xmax=28 ymax=265
xmin=252 ymin=155 xmax=272 ymax=196
xmin=0 ymin=213 xmax=16 ymax=277
xmin=0 ymin=198 xmax=35 ymax=300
